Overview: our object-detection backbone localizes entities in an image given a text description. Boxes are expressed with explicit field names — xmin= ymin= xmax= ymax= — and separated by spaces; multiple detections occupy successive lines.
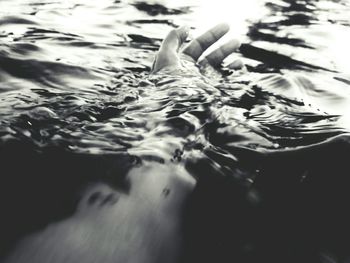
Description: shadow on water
xmin=0 ymin=139 xmax=136 ymax=258
xmin=182 ymin=135 xmax=350 ymax=263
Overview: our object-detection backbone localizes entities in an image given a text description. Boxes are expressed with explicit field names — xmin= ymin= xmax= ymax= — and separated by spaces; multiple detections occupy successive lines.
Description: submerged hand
xmin=151 ymin=23 xmax=242 ymax=74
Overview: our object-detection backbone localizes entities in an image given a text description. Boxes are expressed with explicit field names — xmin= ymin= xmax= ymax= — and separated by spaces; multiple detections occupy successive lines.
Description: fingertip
xmin=177 ymin=25 xmax=190 ymax=42
xmin=219 ymin=22 xmax=230 ymax=31
xmin=215 ymin=22 xmax=230 ymax=35
xmin=207 ymin=23 xmax=230 ymax=40
xmin=161 ymin=27 xmax=183 ymax=50
xmin=228 ymin=39 xmax=241 ymax=49
xmin=228 ymin=59 xmax=244 ymax=70
xmin=182 ymin=25 xmax=190 ymax=34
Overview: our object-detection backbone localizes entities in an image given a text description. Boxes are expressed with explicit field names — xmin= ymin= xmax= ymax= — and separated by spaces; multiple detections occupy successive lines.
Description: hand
xmin=151 ymin=23 xmax=242 ymax=74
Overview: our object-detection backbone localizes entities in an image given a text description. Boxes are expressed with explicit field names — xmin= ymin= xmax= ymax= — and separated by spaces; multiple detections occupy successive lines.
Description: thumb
xmin=151 ymin=26 xmax=189 ymax=74
xmin=160 ymin=25 xmax=189 ymax=53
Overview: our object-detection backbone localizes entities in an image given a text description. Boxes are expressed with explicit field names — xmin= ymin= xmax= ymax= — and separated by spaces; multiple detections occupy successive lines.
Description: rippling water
xmin=1 ymin=0 xmax=350 ymax=262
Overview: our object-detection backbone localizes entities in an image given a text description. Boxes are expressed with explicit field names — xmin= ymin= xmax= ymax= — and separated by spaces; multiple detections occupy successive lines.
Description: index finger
xmin=182 ymin=23 xmax=230 ymax=61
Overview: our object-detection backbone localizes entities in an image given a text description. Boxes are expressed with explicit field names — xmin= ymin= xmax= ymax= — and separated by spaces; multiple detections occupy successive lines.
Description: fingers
xmin=199 ymin=39 xmax=240 ymax=67
xmin=151 ymin=26 xmax=189 ymax=73
xmin=227 ymin=59 xmax=244 ymax=70
xmin=151 ymin=23 xmax=240 ymax=74
xmin=182 ymin=23 xmax=229 ymax=61
xmin=159 ymin=25 xmax=189 ymax=53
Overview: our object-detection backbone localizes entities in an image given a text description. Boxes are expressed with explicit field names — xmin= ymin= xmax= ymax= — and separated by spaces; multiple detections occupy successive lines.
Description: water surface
xmin=1 ymin=0 xmax=350 ymax=262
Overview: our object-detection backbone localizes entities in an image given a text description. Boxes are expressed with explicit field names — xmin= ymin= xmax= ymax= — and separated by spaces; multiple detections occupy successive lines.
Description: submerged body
xmin=4 ymin=163 xmax=195 ymax=263
xmin=1 ymin=2 xmax=350 ymax=263
xmin=2 ymin=24 xmax=242 ymax=263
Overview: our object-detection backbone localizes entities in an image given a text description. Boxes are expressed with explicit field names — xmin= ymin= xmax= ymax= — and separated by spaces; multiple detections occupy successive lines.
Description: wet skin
xmin=4 ymin=163 xmax=195 ymax=263
xmin=3 ymin=23 xmax=350 ymax=263
xmin=151 ymin=23 xmax=241 ymax=74
xmin=3 ymin=24 xmax=242 ymax=263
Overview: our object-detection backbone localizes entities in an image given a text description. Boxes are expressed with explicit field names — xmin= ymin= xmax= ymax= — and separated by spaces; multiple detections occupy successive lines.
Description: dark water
xmin=1 ymin=0 xmax=350 ymax=262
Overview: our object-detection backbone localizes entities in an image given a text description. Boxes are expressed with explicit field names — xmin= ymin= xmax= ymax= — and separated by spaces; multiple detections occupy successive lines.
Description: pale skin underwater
xmin=3 ymin=22 xmax=350 ymax=263
xmin=3 ymin=23 xmax=243 ymax=263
